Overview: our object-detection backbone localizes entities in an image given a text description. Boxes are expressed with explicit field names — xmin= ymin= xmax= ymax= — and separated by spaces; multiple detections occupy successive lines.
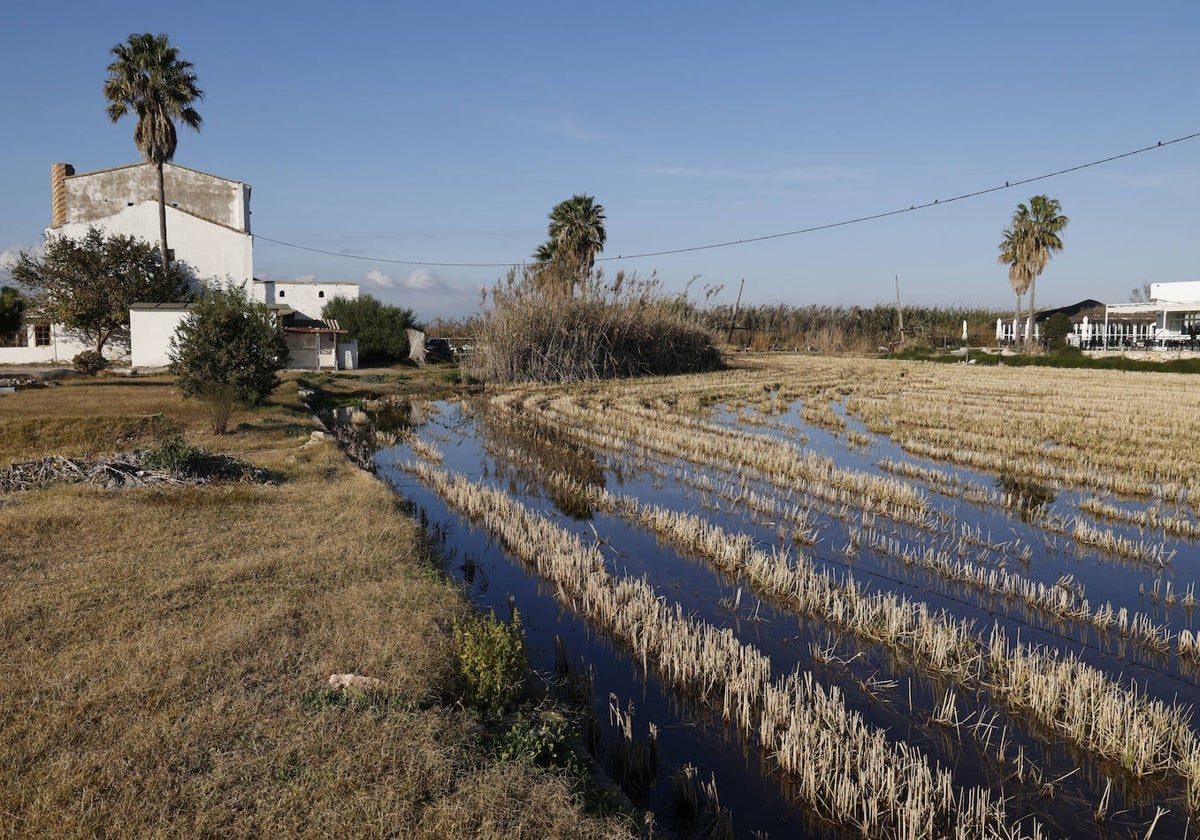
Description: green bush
xmin=321 ymin=294 xmax=420 ymax=366
xmin=141 ymin=435 xmax=202 ymax=476
xmin=72 ymin=350 xmax=109 ymax=376
xmin=452 ymin=608 xmax=527 ymax=720
xmin=169 ymin=285 xmax=289 ymax=433
xmin=493 ymin=713 xmax=580 ymax=771
xmin=469 ymin=266 xmax=722 ymax=384
xmin=1041 ymin=312 xmax=1072 ymax=350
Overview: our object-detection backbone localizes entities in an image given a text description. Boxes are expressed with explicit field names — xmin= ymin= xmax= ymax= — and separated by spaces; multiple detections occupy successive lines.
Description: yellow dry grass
xmin=0 ymin=373 xmax=633 ymax=839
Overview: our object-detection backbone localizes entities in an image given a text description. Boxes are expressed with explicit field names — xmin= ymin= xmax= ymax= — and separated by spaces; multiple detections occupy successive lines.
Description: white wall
xmin=1151 ymin=282 xmax=1200 ymax=303
xmin=0 ymin=324 xmax=121 ymax=365
xmin=266 ymin=281 xmax=359 ymax=320
xmin=130 ymin=308 xmax=189 ymax=368
xmin=56 ymin=203 xmax=254 ymax=289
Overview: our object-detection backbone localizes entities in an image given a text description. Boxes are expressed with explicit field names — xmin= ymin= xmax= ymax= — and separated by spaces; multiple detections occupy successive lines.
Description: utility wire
xmin=253 ymin=131 xmax=1200 ymax=269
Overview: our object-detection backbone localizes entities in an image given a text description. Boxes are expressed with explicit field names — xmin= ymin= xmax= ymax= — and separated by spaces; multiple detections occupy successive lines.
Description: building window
xmin=33 ymin=324 xmax=51 ymax=347
xmin=318 ymin=290 xmax=325 ymax=298
xmin=278 ymin=290 xmax=285 ymax=298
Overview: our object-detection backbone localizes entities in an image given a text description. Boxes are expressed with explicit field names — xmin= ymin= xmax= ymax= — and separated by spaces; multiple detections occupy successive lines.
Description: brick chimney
xmin=50 ymin=163 xmax=75 ymax=226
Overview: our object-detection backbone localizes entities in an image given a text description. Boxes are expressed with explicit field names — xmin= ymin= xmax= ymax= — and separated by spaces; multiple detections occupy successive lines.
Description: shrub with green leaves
xmin=169 ymin=284 xmax=289 ymax=433
xmin=72 ymin=350 xmax=109 ymax=376
xmin=321 ymin=294 xmax=420 ymax=366
xmin=493 ymin=713 xmax=581 ymax=771
xmin=141 ymin=435 xmax=202 ymax=476
xmin=452 ymin=608 xmax=527 ymax=720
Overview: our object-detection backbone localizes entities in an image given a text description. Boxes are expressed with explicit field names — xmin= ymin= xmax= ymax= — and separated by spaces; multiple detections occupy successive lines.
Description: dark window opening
xmin=33 ymin=325 xmax=51 ymax=347
xmin=278 ymin=290 xmax=285 ymax=298
xmin=318 ymin=290 xmax=325 ymax=298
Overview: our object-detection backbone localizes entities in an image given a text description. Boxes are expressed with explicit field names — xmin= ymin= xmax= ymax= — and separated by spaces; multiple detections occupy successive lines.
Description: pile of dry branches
xmin=0 ymin=451 xmax=275 ymax=492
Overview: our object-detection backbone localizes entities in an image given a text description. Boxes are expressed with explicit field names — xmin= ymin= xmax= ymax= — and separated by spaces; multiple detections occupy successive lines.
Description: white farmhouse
xmin=5 ymin=161 xmax=359 ymax=369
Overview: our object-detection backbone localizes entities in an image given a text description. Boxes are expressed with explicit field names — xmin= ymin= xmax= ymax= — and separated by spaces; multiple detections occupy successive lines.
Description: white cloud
xmin=364 ymin=268 xmax=394 ymax=288
xmin=401 ymin=269 xmax=443 ymax=291
xmin=364 ymin=268 xmax=445 ymax=292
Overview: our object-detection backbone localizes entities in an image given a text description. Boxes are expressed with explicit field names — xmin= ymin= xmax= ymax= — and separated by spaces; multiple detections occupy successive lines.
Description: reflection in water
xmin=476 ymin=404 xmax=606 ymax=520
xmin=323 ymin=397 xmax=415 ymax=469
xmin=995 ymin=471 xmax=1058 ymax=522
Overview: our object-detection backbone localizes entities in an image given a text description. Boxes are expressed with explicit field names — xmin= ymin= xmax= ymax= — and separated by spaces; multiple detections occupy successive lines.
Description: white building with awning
xmin=1104 ymin=282 xmax=1200 ymax=349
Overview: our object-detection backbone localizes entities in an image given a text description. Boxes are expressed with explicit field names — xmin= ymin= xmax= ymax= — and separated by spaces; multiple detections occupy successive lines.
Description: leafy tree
xmin=0 ymin=286 xmax=24 ymax=346
xmin=9 ymin=227 xmax=193 ymax=354
xmin=999 ymin=195 xmax=1068 ymax=349
xmin=104 ymin=32 xmax=203 ymax=268
xmin=169 ymin=284 xmax=288 ymax=433
xmin=1041 ymin=312 xmax=1072 ymax=350
xmin=321 ymin=294 xmax=420 ymax=366
xmin=532 ymin=194 xmax=606 ymax=294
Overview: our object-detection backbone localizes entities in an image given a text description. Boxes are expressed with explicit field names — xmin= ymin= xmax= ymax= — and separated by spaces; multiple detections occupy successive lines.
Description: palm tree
xmin=998 ymin=225 xmax=1032 ymax=344
xmin=534 ymin=194 xmax=606 ymax=294
xmin=103 ymin=33 xmax=203 ymax=268
xmin=1000 ymin=195 xmax=1068 ymax=349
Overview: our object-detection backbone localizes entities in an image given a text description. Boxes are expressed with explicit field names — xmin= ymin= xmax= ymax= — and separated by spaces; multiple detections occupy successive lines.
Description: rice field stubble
xmin=389 ymin=354 xmax=1200 ymax=837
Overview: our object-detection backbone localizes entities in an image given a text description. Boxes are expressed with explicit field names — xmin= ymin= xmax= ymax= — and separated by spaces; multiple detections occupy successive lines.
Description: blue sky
xmin=3 ymin=1 xmax=1198 ymax=319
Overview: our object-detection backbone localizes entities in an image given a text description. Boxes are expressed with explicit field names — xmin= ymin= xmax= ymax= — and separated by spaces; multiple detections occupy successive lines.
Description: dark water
xmin=353 ymin=394 xmax=1200 ymax=839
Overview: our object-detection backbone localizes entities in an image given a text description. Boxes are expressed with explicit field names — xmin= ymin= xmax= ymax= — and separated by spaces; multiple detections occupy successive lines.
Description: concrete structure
xmin=3 ymin=161 xmax=360 ymax=370
xmin=52 ymin=161 xmax=254 ymax=288
xmin=253 ymin=279 xmax=359 ymax=318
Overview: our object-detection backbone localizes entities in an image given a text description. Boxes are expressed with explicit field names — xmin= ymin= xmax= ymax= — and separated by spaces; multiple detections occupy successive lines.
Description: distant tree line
xmin=695 ymin=302 xmax=1010 ymax=352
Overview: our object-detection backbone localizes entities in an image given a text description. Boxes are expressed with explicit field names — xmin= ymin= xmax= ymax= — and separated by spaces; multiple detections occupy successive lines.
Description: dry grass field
xmin=0 ymin=371 xmax=634 ymax=839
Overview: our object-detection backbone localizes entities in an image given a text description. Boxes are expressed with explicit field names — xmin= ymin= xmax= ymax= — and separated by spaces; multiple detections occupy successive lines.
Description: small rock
xmin=328 ymin=673 xmax=385 ymax=692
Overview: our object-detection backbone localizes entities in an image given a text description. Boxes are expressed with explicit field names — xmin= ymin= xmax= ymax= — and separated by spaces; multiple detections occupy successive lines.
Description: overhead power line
xmin=254 ymin=131 xmax=1200 ymax=269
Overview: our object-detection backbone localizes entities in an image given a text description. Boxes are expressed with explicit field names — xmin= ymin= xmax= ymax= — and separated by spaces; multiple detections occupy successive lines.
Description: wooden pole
xmin=727 ymin=278 xmax=744 ymax=344
xmin=894 ymin=275 xmax=905 ymax=345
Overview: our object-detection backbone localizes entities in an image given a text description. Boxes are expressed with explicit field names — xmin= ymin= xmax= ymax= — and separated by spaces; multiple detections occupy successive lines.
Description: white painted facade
xmin=1150 ymin=281 xmax=1200 ymax=303
xmin=1 ymin=324 xmax=94 ymax=364
xmin=57 ymin=203 xmax=253 ymax=290
xmin=129 ymin=305 xmax=191 ymax=368
xmin=254 ymin=280 xmax=359 ymax=320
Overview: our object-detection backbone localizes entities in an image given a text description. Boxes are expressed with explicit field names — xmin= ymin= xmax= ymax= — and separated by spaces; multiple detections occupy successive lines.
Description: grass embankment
xmin=0 ymin=370 xmax=632 ymax=839
xmin=890 ymin=345 xmax=1200 ymax=373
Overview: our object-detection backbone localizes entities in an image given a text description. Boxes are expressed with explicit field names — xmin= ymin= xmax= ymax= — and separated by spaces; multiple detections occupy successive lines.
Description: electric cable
xmin=253 ymin=131 xmax=1200 ymax=269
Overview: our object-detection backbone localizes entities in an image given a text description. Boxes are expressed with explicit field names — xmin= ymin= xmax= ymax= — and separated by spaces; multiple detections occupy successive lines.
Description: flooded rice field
xmin=362 ymin=355 xmax=1200 ymax=838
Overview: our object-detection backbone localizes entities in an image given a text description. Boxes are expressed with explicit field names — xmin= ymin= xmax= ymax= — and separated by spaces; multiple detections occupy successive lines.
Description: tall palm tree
xmin=535 ymin=194 xmax=606 ymax=294
xmin=1001 ymin=195 xmax=1068 ymax=349
xmin=998 ymin=225 xmax=1032 ymax=344
xmin=103 ymin=33 xmax=203 ymax=268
